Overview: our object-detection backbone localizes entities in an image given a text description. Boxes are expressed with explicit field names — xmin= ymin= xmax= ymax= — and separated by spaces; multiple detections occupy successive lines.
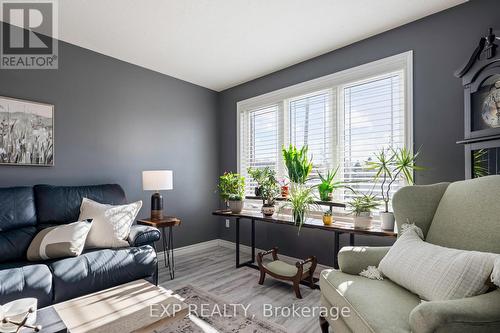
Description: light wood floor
xmin=158 ymin=245 xmax=324 ymax=333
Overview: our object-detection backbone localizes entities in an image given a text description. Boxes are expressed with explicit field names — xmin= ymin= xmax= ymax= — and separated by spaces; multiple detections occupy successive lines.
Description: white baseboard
xmin=160 ymin=239 xmax=220 ymax=257
xmin=218 ymin=239 xmax=332 ymax=272
xmin=160 ymin=238 xmax=332 ymax=273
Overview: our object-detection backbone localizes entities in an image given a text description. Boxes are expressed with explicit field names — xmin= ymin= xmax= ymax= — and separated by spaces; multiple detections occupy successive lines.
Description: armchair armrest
xmin=128 ymin=224 xmax=160 ymax=247
xmin=409 ymin=290 xmax=500 ymax=333
xmin=338 ymin=246 xmax=391 ymax=275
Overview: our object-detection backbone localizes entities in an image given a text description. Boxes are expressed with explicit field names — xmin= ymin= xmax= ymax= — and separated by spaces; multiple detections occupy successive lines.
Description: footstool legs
xmin=257 ymin=247 xmax=317 ymax=299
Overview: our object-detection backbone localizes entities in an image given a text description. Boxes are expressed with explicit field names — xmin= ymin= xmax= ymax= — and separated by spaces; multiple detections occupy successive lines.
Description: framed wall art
xmin=0 ymin=96 xmax=54 ymax=166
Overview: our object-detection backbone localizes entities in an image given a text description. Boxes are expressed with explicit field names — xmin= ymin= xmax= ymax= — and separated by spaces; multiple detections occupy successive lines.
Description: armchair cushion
xmin=128 ymin=225 xmax=160 ymax=247
xmin=338 ymin=246 xmax=390 ymax=275
xmin=379 ymin=227 xmax=496 ymax=301
xmin=320 ymin=269 xmax=421 ymax=333
xmin=409 ymin=290 xmax=500 ymax=333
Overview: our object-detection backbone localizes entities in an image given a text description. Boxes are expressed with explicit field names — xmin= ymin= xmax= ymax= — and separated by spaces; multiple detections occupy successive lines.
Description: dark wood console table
xmin=212 ymin=210 xmax=397 ymax=270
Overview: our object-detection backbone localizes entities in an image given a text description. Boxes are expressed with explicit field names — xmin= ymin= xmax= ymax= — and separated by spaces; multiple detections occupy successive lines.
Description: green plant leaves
xmin=282 ymin=144 xmax=313 ymax=184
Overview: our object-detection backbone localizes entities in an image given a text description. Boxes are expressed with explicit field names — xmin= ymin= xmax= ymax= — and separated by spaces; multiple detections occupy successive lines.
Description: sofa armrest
xmin=128 ymin=225 xmax=160 ymax=247
xmin=409 ymin=290 xmax=500 ymax=333
xmin=338 ymin=246 xmax=391 ymax=275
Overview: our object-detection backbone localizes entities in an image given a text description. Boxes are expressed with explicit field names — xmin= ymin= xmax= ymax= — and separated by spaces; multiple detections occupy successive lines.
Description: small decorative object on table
xmin=218 ymin=172 xmax=245 ymax=214
xmin=257 ymin=247 xmax=317 ymax=299
xmin=348 ymin=194 xmax=379 ymax=230
xmin=366 ymin=147 xmax=422 ymax=230
xmin=142 ymin=170 xmax=174 ymax=220
xmin=322 ymin=211 xmax=333 ymax=225
xmin=279 ymin=179 xmax=289 ymax=198
xmin=0 ymin=298 xmax=41 ymax=332
xmin=138 ymin=217 xmax=181 ymax=280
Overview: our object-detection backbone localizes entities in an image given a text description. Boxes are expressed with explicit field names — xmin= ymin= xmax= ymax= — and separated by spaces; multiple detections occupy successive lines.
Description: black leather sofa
xmin=0 ymin=184 xmax=160 ymax=308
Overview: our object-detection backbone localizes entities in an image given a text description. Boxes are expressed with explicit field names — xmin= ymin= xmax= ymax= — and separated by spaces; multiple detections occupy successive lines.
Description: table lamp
xmin=142 ymin=170 xmax=173 ymax=220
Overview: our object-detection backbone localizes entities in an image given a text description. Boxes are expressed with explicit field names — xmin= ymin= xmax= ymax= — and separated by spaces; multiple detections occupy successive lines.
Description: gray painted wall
xmin=0 ymin=35 xmax=220 ymax=248
xmin=216 ymin=0 xmax=500 ymax=265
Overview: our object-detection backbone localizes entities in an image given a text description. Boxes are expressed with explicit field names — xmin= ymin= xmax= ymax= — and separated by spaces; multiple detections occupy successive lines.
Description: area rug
xmin=156 ymin=285 xmax=287 ymax=333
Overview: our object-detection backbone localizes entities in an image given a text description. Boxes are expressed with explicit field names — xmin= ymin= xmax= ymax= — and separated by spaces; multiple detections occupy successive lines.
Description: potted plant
xmin=248 ymin=167 xmax=280 ymax=216
xmin=218 ymin=172 xmax=245 ymax=214
xmin=348 ymin=194 xmax=379 ymax=229
xmin=282 ymin=144 xmax=313 ymax=185
xmin=281 ymin=184 xmax=317 ymax=230
xmin=279 ymin=178 xmax=289 ymax=198
xmin=322 ymin=210 xmax=333 ymax=225
xmin=247 ymin=167 xmax=266 ymax=197
xmin=317 ymin=166 xmax=353 ymax=201
xmin=366 ymin=147 xmax=423 ymax=230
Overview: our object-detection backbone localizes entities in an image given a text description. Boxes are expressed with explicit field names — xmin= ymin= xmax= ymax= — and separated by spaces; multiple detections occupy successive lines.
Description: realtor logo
xmin=1 ymin=0 xmax=58 ymax=69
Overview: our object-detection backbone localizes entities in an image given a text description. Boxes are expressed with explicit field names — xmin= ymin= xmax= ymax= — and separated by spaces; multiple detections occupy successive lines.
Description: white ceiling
xmin=56 ymin=1 xmax=467 ymax=91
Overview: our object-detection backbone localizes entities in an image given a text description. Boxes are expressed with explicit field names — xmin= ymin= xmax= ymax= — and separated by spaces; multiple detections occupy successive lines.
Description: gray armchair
xmin=319 ymin=176 xmax=500 ymax=333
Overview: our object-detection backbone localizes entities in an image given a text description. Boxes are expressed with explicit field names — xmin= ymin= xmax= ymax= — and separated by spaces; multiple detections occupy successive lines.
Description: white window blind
xmin=237 ymin=52 xmax=412 ymax=208
xmin=240 ymin=104 xmax=280 ymax=196
xmin=341 ymin=72 xmax=405 ymax=201
xmin=288 ymin=91 xmax=335 ymax=185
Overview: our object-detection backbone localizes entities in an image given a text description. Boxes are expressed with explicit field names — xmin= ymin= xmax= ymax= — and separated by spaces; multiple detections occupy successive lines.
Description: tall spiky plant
xmin=366 ymin=147 xmax=423 ymax=212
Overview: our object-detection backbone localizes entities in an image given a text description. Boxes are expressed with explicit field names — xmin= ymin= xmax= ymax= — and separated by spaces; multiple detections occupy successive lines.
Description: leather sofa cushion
xmin=0 ymin=186 xmax=36 ymax=231
xmin=34 ymin=184 xmax=127 ymax=225
xmin=0 ymin=262 xmax=53 ymax=308
xmin=50 ymin=246 xmax=157 ymax=302
xmin=0 ymin=227 xmax=37 ymax=263
xmin=320 ymin=269 xmax=420 ymax=333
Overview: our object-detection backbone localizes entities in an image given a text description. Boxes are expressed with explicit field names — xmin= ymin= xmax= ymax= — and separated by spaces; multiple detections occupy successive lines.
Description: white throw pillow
xmin=27 ymin=220 xmax=93 ymax=261
xmin=379 ymin=226 xmax=498 ymax=301
xmin=79 ymin=198 xmax=142 ymax=249
xmin=492 ymin=257 xmax=500 ymax=288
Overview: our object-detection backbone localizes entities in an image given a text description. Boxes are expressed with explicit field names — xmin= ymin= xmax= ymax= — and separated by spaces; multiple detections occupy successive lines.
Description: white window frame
xmin=236 ymin=51 xmax=413 ymax=211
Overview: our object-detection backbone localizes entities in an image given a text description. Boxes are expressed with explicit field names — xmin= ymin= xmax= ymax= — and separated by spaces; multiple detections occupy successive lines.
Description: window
xmin=240 ymin=104 xmax=280 ymax=196
xmin=237 ymin=51 xmax=412 ymax=207
xmin=341 ymin=72 xmax=405 ymax=201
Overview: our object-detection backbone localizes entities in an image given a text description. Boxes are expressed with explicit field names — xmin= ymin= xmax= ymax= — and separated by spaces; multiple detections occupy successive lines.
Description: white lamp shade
xmin=142 ymin=170 xmax=173 ymax=191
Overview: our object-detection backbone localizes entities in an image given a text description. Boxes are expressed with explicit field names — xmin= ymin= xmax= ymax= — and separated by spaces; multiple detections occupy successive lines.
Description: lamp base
xmin=150 ymin=192 xmax=164 ymax=220
xmin=151 ymin=209 xmax=163 ymax=220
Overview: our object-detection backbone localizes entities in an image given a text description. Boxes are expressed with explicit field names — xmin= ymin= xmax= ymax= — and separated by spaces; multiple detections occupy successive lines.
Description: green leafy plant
xmin=473 ymin=149 xmax=488 ymax=178
xmin=218 ymin=172 xmax=245 ymax=201
xmin=323 ymin=210 xmax=332 ymax=217
xmin=247 ymin=167 xmax=280 ymax=205
xmin=281 ymin=184 xmax=317 ymax=230
xmin=366 ymin=147 xmax=423 ymax=212
xmin=282 ymin=144 xmax=313 ymax=184
xmin=317 ymin=166 xmax=353 ymax=201
xmin=348 ymin=194 xmax=380 ymax=216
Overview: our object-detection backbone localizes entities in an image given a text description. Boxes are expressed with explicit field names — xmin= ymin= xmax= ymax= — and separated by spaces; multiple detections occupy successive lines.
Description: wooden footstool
xmin=257 ymin=247 xmax=317 ymax=299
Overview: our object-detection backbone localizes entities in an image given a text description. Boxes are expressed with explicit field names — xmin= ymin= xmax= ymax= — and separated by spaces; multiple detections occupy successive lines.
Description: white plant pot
xmin=353 ymin=212 xmax=372 ymax=230
xmin=228 ymin=200 xmax=244 ymax=214
xmin=380 ymin=211 xmax=395 ymax=231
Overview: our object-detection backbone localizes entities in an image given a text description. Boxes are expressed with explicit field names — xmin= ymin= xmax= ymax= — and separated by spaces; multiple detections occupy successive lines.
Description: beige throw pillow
xmin=79 ymin=198 xmax=142 ymax=249
xmin=379 ymin=226 xmax=498 ymax=301
xmin=27 ymin=220 xmax=93 ymax=261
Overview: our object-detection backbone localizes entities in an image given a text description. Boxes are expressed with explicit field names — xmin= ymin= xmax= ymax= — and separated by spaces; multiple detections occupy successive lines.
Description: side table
xmin=137 ymin=217 xmax=181 ymax=280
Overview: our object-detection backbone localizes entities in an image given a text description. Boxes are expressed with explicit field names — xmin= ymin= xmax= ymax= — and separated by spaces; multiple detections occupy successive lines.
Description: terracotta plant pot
xmin=353 ymin=212 xmax=372 ymax=229
xmin=322 ymin=215 xmax=333 ymax=225
xmin=228 ymin=200 xmax=243 ymax=214
xmin=261 ymin=204 xmax=275 ymax=216
xmin=281 ymin=185 xmax=289 ymax=198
